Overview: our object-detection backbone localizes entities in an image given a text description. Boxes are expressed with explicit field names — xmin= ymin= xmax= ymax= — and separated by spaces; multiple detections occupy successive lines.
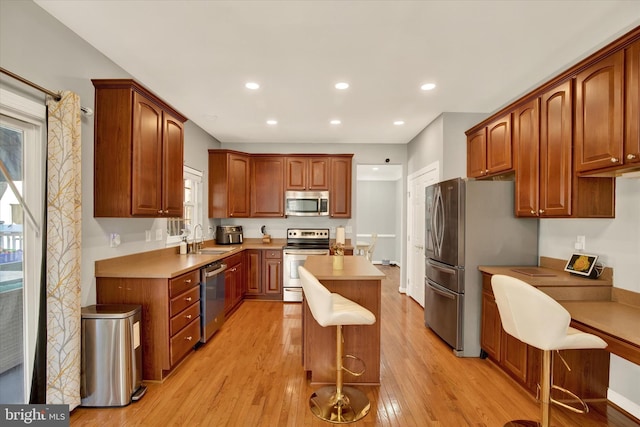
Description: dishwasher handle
xmin=204 ymin=263 xmax=227 ymax=278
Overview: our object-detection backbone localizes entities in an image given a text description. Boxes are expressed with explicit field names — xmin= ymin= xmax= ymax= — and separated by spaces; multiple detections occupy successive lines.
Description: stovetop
xmin=285 ymin=228 xmax=330 ymax=250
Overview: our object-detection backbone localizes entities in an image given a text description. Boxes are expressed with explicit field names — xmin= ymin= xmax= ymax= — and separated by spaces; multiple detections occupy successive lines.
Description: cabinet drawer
xmin=169 ymin=270 xmax=200 ymax=297
xmin=224 ymin=252 xmax=244 ymax=266
xmin=264 ymin=250 xmax=282 ymax=259
xmin=170 ymin=317 xmax=200 ymax=366
xmin=170 ymin=286 xmax=200 ymax=317
xmin=170 ymin=301 xmax=200 ymax=336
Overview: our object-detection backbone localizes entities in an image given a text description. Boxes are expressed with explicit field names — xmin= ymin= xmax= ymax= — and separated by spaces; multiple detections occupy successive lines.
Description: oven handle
xmin=284 ymin=288 xmax=303 ymax=293
xmin=283 ymin=250 xmax=330 ymax=256
xmin=204 ymin=264 xmax=227 ymax=277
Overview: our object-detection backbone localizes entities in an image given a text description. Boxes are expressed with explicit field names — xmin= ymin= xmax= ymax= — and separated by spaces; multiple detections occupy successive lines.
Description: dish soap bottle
xmin=179 ymin=237 xmax=187 ymax=255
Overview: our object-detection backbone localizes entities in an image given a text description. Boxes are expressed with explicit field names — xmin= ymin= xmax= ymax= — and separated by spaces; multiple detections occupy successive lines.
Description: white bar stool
xmin=491 ymin=274 xmax=607 ymax=427
xmin=298 ymin=266 xmax=376 ymax=423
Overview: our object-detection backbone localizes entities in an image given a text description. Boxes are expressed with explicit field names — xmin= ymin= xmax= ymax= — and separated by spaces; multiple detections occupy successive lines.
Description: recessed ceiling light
xmin=393 ymin=120 xmax=405 ymax=125
xmin=266 ymin=119 xmax=277 ymax=125
xmin=335 ymin=82 xmax=349 ymax=90
xmin=330 ymin=119 xmax=341 ymax=125
xmin=420 ymin=83 xmax=436 ymax=91
xmin=245 ymin=82 xmax=260 ymax=90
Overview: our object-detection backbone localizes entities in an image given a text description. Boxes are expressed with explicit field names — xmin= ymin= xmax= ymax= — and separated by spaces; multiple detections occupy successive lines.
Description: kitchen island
xmin=302 ymin=255 xmax=385 ymax=385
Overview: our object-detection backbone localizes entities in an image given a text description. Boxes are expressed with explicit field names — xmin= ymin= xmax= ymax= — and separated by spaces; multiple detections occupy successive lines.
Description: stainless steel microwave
xmin=285 ymin=191 xmax=329 ymax=216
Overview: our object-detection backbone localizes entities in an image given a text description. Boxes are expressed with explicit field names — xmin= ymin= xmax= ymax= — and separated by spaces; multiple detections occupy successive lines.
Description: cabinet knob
xmin=485 ymin=169 xmax=489 ymax=173
xmin=185 ymin=314 xmax=192 ymax=319
xmin=185 ymin=297 xmax=192 ymax=302
xmin=185 ymin=279 xmax=191 ymax=283
xmin=530 ymin=210 xmax=536 ymax=215
xmin=539 ymin=209 xmax=545 ymax=214
xmin=164 ymin=210 xmax=169 ymax=214
xmin=185 ymin=336 xmax=193 ymax=341
xmin=627 ymin=153 xmax=638 ymax=160
xmin=610 ymin=157 xmax=619 ymax=163
xmin=158 ymin=210 xmax=163 ymax=214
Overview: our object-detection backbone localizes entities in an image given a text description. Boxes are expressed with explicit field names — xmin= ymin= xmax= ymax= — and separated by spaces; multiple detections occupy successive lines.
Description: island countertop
xmin=303 ymin=255 xmax=386 ymax=281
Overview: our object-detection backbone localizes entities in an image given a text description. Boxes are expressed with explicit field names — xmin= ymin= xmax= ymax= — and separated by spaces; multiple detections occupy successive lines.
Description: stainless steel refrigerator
xmin=424 ymin=177 xmax=538 ymax=357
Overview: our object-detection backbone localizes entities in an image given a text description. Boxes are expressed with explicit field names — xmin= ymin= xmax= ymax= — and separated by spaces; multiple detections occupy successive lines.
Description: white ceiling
xmin=357 ymin=164 xmax=403 ymax=181
xmin=34 ymin=1 xmax=640 ymax=145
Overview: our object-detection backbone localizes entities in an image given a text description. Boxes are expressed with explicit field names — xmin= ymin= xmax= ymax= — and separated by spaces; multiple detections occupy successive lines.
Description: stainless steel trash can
xmin=81 ymin=304 xmax=145 ymax=407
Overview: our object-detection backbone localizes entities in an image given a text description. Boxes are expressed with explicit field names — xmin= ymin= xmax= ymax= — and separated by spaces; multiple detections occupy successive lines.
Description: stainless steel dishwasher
xmin=200 ymin=260 xmax=226 ymax=343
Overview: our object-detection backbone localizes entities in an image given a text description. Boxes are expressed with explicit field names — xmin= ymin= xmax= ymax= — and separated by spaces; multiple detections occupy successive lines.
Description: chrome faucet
xmin=193 ymin=224 xmax=204 ymax=253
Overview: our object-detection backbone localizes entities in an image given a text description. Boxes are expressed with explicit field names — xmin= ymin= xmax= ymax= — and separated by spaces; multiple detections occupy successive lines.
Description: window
xmin=167 ymin=166 xmax=203 ymax=245
xmin=0 ymin=88 xmax=46 ymax=404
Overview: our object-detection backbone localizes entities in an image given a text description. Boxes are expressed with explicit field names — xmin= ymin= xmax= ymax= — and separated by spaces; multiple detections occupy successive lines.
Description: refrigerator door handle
xmin=433 ymin=186 xmax=445 ymax=257
xmin=427 ymin=282 xmax=456 ymax=300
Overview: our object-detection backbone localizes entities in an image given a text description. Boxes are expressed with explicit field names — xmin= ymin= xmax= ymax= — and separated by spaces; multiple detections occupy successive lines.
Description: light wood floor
xmin=71 ymin=266 xmax=638 ymax=426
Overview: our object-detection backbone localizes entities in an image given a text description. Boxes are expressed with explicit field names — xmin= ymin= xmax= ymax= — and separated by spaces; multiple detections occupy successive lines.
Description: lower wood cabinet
xmin=96 ymin=268 xmax=201 ymax=381
xmin=481 ymin=273 xmax=609 ymax=399
xmin=224 ymin=252 xmax=245 ymax=315
xmin=245 ymin=249 xmax=282 ymax=300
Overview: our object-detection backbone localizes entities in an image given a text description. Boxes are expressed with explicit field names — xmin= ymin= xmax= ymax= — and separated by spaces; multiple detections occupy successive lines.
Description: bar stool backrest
xmin=299 ymin=266 xmax=333 ymax=327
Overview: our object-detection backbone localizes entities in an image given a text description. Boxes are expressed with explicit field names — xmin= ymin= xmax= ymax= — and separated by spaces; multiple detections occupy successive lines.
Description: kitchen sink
xmin=198 ymin=247 xmax=236 ymax=255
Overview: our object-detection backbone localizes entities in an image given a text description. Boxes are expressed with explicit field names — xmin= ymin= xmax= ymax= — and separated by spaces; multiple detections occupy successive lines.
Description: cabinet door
xmin=285 ymin=157 xmax=307 ymax=190
xmin=224 ymin=269 xmax=234 ymax=314
xmin=228 ymin=153 xmax=250 ymax=217
xmin=575 ymin=51 xmax=624 ymax=172
xmin=246 ymin=250 xmax=263 ymax=295
xmin=251 ymin=156 xmax=284 ymax=217
xmin=514 ymin=99 xmax=540 ymax=217
xmin=131 ymin=91 xmax=164 ymax=216
xmin=163 ymin=112 xmax=184 ymax=217
xmin=308 ymin=158 xmax=329 ymax=190
xmin=466 ymin=128 xmax=487 ymax=178
xmin=501 ymin=331 xmax=528 ymax=383
xmin=486 ymin=114 xmax=513 ymax=175
xmin=540 ymin=80 xmax=573 ymax=217
xmin=329 ymin=157 xmax=352 ymax=218
xmin=264 ymin=258 xmax=282 ymax=295
xmin=481 ymin=291 xmax=501 ymax=361
xmin=234 ymin=261 xmax=245 ymax=305
xmin=626 ymin=39 xmax=640 ymax=165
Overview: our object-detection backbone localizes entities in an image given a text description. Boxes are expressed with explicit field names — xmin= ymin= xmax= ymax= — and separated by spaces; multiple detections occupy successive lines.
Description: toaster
xmin=215 ymin=225 xmax=243 ymax=245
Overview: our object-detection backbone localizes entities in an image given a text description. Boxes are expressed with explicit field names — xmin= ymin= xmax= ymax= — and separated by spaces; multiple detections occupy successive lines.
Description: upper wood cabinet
xmin=625 ymin=38 xmax=640 ymax=169
xmin=251 ymin=156 xmax=285 ymax=217
xmin=329 ymin=155 xmax=353 ymax=218
xmin=93 ymin=79 xmax=186 ymax=217
xmin=285 ymin=156 xmax=329 ymax=190
xmin=575 ymin=50 xmax=625 ymax=172
xmin=466 ymin=114 xmax=512 ymax=178
xmin=208 ymin=150 xmax=250 ymax=218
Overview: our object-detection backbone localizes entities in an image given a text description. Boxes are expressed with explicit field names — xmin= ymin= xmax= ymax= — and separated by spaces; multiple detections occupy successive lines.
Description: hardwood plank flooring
xmin=71 ymin=266 xmax=638 ymax=426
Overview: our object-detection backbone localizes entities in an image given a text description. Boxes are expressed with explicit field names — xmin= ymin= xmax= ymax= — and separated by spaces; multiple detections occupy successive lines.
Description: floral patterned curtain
xmin=46 ymin=91 xmax=81 ymax=409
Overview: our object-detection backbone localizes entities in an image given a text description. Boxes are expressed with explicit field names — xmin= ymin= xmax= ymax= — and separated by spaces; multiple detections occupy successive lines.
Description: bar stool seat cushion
xmin=491 ymin=274 xmax=606 ymax=351
xmin=299 ymin=266 xmax=376 ymax=327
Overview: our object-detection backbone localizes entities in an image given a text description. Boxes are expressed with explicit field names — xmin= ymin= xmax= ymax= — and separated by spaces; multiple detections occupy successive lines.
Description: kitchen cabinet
xmin=251 ymin=156 xmax=285 ymax=217
xmin=329 ymin=155 xmax=353 ymax=218
xmin=96 ymin=268 xmax=200 ymax=381
xmin=575 ymin=50 xmax=624 ymax=172
xmin=285 ymin=156 xmax=329 ymax=190
xmin=466 ymin=114 xmax=513 ymax=178
xmin=209 ymin=150 xmax=250 ymax=218
xmin=245 ymin=249 xmax=282 ymax=299
xmin=626 ymin=39 xmax=640 ymax=170
xmin=93 ymin=79 xmax=186 ymax=217
xmin=224 ymin=252 xmax=245 ymax=315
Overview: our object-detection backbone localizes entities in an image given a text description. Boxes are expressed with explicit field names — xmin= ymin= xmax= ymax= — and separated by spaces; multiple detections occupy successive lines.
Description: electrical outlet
xmin=109 ymin=233 xmax=120 ymax=248
xmin=145 ymin=230 xmax=151 ymax=242
xmin=155 ymin=229 xmax=163 ymax=241
xmin=575 ymin=235 xmax=586 ymax=251
xmin=208 ymin=226 xmax=214 ymax=237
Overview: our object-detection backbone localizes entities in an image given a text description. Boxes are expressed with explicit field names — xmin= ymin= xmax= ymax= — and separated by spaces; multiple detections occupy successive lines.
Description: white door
xmin=406 ymin=163 xmax=439 ymax=307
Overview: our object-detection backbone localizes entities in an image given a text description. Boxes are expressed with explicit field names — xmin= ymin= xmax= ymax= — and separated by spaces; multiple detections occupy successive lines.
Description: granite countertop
xmin=303 ymin=255 xmax=385 ymax=281
xmin=95 ymin=238 xmax=286 ymax=279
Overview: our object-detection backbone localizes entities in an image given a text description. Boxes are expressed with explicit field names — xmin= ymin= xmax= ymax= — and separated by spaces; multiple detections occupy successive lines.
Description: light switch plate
xmin=155 ymin=229 xmax=163 ymax=241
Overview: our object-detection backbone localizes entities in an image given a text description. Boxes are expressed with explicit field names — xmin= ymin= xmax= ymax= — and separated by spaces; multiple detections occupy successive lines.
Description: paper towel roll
xmin=336 ymin=226 xmax=345 ymax=245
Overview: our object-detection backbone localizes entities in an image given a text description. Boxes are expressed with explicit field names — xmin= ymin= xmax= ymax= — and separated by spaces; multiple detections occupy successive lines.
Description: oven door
xmin=283 ymin=249 xmax=329 ymax=301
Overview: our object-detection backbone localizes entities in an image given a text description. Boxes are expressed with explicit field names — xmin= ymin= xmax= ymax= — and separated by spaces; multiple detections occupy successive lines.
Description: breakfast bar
xmin=302 ymin=255 xmax=385 ymax=385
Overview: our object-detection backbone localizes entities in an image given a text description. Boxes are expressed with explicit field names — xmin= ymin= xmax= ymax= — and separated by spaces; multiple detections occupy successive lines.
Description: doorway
xmin=356 ymin=164 xmax=402 ymax=265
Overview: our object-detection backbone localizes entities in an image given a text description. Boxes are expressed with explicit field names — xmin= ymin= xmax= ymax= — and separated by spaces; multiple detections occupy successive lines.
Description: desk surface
xmin=304 ymin=255 xmax=385 ymax=280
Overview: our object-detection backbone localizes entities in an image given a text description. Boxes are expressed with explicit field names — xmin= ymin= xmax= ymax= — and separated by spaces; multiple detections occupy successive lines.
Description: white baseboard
xmin=608 ymin=388 xmax=640 ymax=420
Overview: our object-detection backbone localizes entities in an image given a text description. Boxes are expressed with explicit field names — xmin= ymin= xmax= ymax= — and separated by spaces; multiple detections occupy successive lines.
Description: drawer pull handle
xmin=185 ymin=297 xmax=192 ymax=302
xmin=185 ymin=279 xmax=192 ymax=283
xmin=185 ymin=336 xmax=193 ymax=341
xmin=185 ymin=314 xmax=192 ymax=319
